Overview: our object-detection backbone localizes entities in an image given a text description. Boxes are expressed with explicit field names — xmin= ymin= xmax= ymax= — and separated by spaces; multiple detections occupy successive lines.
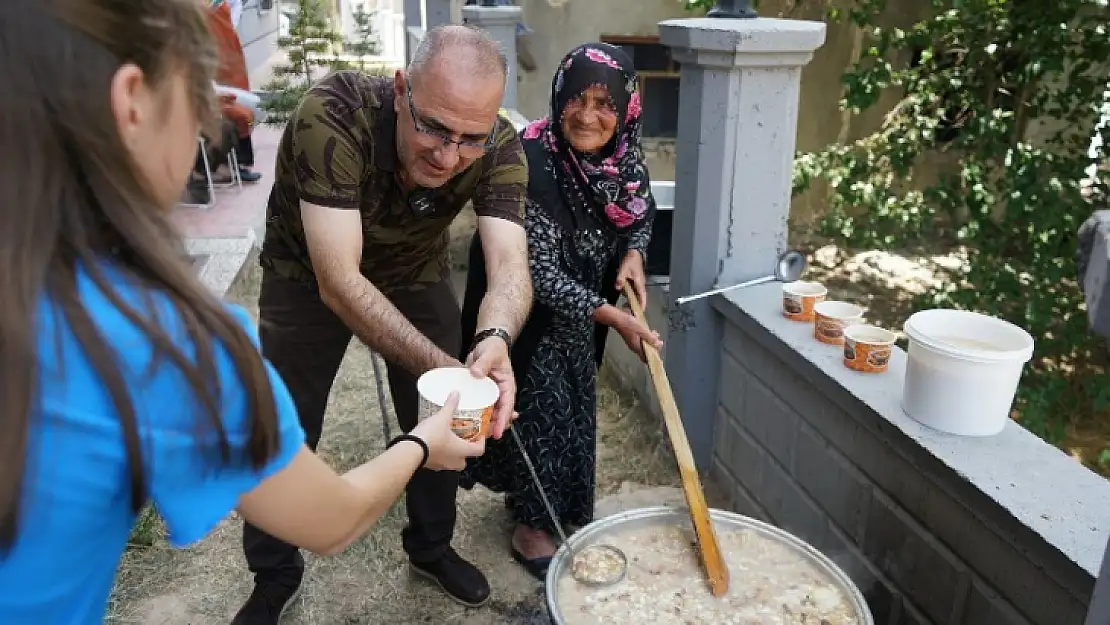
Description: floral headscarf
xmin=521 ymin=43 xmax=654 ymax=235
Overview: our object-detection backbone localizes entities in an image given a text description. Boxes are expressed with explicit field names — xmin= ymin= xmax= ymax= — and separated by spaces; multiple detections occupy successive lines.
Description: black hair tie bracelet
xmin=387 ymin=434 xmax=430 ymax=469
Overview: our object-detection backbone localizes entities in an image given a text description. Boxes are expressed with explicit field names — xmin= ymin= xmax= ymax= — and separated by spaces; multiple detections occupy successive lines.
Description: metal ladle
xmin=674 ymin=249 xmax=808 ymax=306
xmin=509 ymin=427 xmax=629 ymax=588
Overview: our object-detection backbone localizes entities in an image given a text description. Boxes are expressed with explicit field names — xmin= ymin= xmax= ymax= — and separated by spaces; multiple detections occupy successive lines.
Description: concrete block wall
xmin=701 ymin=286 xmax=1110 ymax=625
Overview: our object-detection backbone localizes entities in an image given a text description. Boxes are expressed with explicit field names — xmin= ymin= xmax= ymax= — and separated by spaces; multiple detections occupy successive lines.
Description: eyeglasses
xmin=406 ymin=83 xmax=497 ymax=158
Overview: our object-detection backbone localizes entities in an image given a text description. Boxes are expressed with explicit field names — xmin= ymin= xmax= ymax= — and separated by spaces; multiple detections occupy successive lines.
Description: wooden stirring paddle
xmin=622 ymin=280 xmax=731 ymax=597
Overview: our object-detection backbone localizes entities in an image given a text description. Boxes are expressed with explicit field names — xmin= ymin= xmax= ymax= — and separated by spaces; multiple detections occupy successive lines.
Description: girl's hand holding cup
xmin=410 ymin=392 xmax=487 ymax=471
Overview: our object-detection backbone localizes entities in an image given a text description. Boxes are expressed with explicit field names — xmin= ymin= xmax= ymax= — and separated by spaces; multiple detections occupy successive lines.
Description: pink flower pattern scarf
xmin=521 ymin=43 xmax=654 ymax=235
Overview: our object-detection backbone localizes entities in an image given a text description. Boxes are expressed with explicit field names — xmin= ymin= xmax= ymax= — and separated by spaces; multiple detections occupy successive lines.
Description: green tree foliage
xmin=346 ymin=4 xmax=381 ymax=65
xmin=260 ymin=0 xmax=348 ymax=127
xmin=794 ymin=0 xmax=1110 ymax=441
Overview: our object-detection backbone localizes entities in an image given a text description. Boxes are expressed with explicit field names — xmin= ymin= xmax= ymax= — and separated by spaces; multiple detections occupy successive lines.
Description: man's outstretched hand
xmin=466 ymin=336 xmax=517 ymax=439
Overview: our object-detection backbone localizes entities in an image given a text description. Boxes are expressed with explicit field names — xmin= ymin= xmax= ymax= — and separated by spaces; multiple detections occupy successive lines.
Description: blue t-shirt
xmin=0 ymin=267 xmax=306 ymax=623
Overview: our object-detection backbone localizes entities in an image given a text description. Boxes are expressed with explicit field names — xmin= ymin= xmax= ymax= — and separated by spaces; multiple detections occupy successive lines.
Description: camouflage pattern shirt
xmin=259 ymin=71 xmax=527 ymax=293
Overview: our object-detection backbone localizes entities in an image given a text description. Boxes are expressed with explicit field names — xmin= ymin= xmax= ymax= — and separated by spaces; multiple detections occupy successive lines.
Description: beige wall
xmin=513 ymin=0 xmax=688 ymax=121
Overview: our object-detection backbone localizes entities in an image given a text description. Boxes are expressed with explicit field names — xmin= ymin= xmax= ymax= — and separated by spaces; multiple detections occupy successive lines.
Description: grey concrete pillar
xmin=1086 ymin=528 xmax=1110 ymax=622
xmin=403 ymin=0 xmax=422 ymax=64
xmin=461 ymin=5 xmax=521 ymax=110
xmin=424 ymin=0 xmax=452 ymax=30
xmin=658 ymin=17 xmax=826 ymax=468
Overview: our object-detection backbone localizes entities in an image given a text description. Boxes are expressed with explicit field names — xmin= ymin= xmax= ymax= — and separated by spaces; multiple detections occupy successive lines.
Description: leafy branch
xmin=260 ymin=0 xmax=350 ymax=127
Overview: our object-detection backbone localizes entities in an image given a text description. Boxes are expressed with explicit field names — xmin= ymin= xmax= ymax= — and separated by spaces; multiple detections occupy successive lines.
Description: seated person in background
xmin=207 ymin=0 xmax=262 ymax=182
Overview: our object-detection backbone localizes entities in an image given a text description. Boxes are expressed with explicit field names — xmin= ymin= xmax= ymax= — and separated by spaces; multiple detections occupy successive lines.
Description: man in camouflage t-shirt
xmin=234 ymin=26 xmax=532 ymax=622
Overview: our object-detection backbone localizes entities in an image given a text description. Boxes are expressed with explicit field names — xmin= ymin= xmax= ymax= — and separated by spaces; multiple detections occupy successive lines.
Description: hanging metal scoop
xmin=509 ymin=427 xmax=629 ymax=587
xmin=674 ymin=249 xmax=808 ymax=306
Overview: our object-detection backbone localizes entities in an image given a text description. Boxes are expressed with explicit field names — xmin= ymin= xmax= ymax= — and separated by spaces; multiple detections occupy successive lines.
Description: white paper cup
xmin=416 ymin=367 xmax=500 ymax=441
xmin=782 ymin=281 xmax=828 ymax=322
xmin=813 ymin=301 xmax=865 ymax=345
xmin=842 ymin=324 xmax=897 ymax=373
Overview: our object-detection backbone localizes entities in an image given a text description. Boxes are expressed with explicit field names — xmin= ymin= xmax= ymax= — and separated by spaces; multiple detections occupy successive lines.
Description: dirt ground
xmin=107 ymin=213 xmax=680 ymax=624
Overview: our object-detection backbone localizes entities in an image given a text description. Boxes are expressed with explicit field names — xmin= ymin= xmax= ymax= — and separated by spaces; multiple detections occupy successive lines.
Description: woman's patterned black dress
xmin=459 ymin=42 xmax=656 ymax=538
xmin=458 ymin=195 xmax=650 ymax=534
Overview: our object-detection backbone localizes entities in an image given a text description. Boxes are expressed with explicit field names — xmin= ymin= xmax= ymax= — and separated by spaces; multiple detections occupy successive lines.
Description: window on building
xmin=600 ymin=35 xmax=680 ymax=139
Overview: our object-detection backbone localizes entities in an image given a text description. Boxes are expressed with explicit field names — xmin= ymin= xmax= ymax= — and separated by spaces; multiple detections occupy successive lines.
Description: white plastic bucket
xmin=901 ymin=309 xmax=1034 ymax=437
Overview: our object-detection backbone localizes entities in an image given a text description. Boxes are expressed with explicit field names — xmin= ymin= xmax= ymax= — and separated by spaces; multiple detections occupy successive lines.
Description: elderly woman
xmin=459 ymin=43 xmax=662 ymax=579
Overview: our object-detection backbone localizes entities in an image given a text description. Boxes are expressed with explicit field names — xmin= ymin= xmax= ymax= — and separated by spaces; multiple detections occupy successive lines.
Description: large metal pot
xmin=545 ymin=506 xmax=873 ymax=625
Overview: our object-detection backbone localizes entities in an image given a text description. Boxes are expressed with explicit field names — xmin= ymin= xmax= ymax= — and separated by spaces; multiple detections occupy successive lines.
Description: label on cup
xmin=451 ymin=407 xmax=493 ymax=441
xmin=783 ymin=294 xmax=805 ymax=317
xmin=783 ymin=289 xmax=825 ymax=322
xmin=843 ymin=337 xmax=892 ymax=373
xmin=815 ymin=316 xmax=849 ymax=344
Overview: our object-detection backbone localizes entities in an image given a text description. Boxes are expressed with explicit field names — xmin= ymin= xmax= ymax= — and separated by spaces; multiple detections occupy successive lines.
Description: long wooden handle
xmin=623 ymin=281 xmax=730 ymax=597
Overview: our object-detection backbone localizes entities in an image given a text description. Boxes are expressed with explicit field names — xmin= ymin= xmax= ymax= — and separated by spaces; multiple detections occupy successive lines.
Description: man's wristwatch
xmin=471 ymin=327 xmax=513 ymax=352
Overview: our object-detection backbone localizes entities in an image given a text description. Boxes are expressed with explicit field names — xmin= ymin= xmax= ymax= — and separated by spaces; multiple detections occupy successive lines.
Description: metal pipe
xmin=674 ymin=275 xmax=776 ymax=305
xmin=673 ymin=250 xmax=808 ymax=306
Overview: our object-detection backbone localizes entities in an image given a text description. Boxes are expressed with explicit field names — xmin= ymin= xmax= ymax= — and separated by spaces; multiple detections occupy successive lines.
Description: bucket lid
xmin=903 ymin=309 xmax=1034 ymax=363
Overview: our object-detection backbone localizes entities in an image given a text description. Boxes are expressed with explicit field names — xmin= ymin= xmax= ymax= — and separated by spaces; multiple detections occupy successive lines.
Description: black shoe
xmin=510 ymin=546 xmax=551 ymax=582
xmin=239 ymin=167 xmax=263 ymax=183
xmin=410 ymin=548 xmax=491 ymax=607
xmin=230 ymin=582 xmax=301 ymax=625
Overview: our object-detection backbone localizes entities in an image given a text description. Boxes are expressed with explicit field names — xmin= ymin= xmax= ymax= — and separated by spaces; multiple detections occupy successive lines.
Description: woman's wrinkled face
xmin=110 ymin=63 xmax=199 ymax=209
xmin=561 ymin=85 xmax=618 ymax=154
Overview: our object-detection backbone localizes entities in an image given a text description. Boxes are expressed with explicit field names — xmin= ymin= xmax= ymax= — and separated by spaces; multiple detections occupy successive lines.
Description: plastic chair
xmin=177 ymin=135 xmax=242 ymax=209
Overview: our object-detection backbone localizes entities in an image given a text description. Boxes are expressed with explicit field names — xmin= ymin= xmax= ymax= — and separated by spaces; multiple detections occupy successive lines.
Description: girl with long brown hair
xmin=0 ymin=2 xmax=482 ymax=622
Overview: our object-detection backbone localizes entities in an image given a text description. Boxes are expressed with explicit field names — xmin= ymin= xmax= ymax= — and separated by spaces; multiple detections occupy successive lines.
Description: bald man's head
xmin=407 ymin=24 xmax=508 ymax=88
xmin=393 ymin=25 xmax=508 ymax=189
